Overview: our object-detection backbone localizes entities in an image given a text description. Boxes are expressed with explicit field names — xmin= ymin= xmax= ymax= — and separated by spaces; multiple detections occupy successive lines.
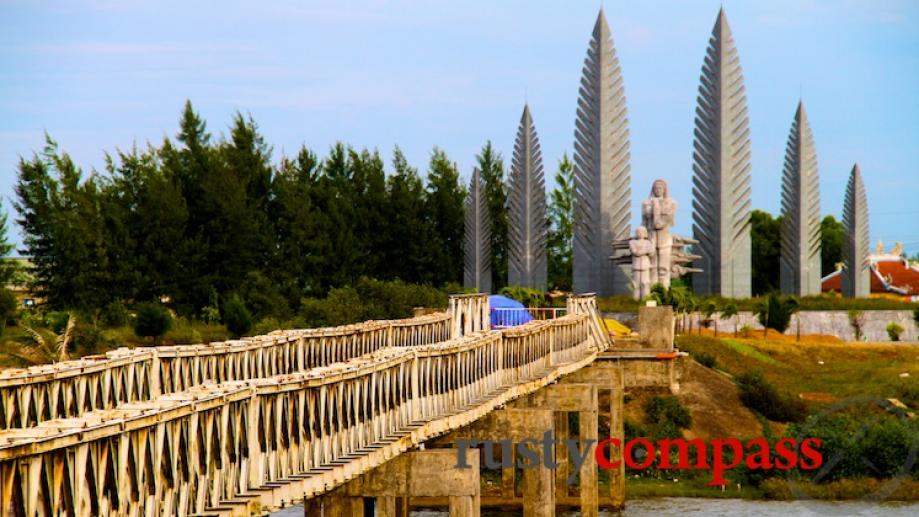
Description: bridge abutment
xmin=308 ymin=449 xmax=481 ymax=517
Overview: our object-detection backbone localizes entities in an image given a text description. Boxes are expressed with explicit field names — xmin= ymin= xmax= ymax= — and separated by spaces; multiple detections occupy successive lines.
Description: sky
xmin=1 ymin=0 xmax=917 ymax=254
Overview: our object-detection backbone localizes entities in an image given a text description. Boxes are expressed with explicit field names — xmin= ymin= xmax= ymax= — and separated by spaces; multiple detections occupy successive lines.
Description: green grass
xmin=718 ymin=339 xmax=784 ymax=367
xmin=677 ymin=334 xmax=919 ymax=408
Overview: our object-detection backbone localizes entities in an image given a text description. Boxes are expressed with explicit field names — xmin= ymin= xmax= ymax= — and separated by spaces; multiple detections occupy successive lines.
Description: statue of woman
xmin=641 ymin=179 xmax=677 ymax=288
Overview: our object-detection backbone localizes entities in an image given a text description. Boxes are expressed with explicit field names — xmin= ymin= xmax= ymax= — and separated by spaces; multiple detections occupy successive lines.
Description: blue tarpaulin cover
xmin=489 ymin=294 xmax=533 ymax=327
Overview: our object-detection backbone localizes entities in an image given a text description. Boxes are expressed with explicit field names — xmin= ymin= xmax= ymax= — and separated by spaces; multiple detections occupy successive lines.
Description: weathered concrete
xmin=780 ymin=101 xmax=822 ymax=297
xmin=608 ymin=309 xmax=919 ymax=342
xmin=637 ymin=306 xmax=675 ymax=350
xmin=842 ymin=164 xmax=870 ymax=298
xmin=330 ymin=449 xmax=481 ymax=517
xmin=691 ymin=8 xmax=752 ymax=298
xmin=573 ymin=9 xmax=632 ymax=297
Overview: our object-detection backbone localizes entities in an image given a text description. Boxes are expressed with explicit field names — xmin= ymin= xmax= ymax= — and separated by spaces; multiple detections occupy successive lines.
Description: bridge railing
xmin=0 ymin=312 xmax=451 ymax=429
xmin=0 ymin=312 xmax=595 ymax=517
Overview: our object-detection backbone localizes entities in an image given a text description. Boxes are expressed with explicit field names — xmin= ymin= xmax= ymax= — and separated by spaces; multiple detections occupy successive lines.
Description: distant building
xmin=821 ymin=243 xmax=919 ymax=301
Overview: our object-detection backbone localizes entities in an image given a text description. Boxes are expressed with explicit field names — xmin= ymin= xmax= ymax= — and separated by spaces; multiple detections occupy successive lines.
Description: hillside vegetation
xmin=621 ymin=332 xmax=919 ymax=500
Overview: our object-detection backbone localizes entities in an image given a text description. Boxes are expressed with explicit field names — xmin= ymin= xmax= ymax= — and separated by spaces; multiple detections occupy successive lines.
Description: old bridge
xmin=0 ymin=294 xmax=681 ymax=516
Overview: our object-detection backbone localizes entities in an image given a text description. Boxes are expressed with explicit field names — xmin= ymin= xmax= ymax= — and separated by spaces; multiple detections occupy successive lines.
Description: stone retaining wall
xmin=605 ymin=310 xmax=919 ymax=342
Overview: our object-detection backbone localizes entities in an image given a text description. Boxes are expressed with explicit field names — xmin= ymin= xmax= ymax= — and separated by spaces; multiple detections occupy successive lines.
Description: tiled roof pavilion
xmin=822 ymin=245 xmax=919 ymax=301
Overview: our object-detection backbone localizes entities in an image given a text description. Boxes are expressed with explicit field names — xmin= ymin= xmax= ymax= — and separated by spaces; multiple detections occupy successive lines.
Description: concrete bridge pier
xmin=306 ymin=449 xmax=481 ymax=517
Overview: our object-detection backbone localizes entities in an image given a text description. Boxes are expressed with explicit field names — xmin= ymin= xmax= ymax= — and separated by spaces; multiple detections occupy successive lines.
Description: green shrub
xmin=914 ymin=306 xmax=919 ymax=328
xmin=45 ymin=311 xmax=71 ymax=334
xmin=133 ymin=302 xmax=173 ymax=345
xmin=240 ymin=271 xmax=292 ymax=321
xmin=101 ymin=300 xmax=129 ymax=327
xmin=695 ymin=352 xmax=717 ymax=368
xmin=735 ymin=370 xmax=807 ymax=423
xmin=73 ymin=323 xmax=113 ymax=357
xmin=296 ymin=278 xmax=450 ymax=328
xmin=644 ymin=395 xmax=692 ymax=429
xmin=739 ymin=324 xmax=754 ymax=338
xmin=296 ymin=298 xmax=328 ymax=328
xmin=252 ymin=317 xmax=289 ymax=335
xmin=223 ymin=294 xmax=253 ymax=338
xmin=788 ymin=414 xmax=919 ymax=482
xmin=848 ymin=310 xmax=866 ymax=341
xmin=755 ymin=292 xmax=798 ymax=334
xmin=321 ymin=287 xmax=363 ymax=326
xmin=499 ymin=286 xmax=546 ymax=308
xmin=201 ymin=287 xmax=220 ymax=325
xmin=897 ymin=383 xmax=919 ymax=409
xmin=165 ymin=317 xmax=202 ymax=345
xmin=886 ymin=321 xmax=904 ymax=341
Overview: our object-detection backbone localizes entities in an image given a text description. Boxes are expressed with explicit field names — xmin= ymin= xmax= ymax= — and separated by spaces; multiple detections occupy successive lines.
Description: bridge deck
xmin=0 ymin=295 xmax=612 ymax=516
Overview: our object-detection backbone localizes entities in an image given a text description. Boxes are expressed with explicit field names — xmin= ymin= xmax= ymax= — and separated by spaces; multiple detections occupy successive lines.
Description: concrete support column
xmin=501 ymin=460 xmax=515 ymax=498
xmin=554 ymin=411 xmax=569 ymax=500
xmin=449 ymin=494 xmax=480 ymax=517
xmin=579 ymin=409 xmax=599 ymax=517
xmin=609 ymin=388 xmax=625 ymax=509
xmin=375 ymin=496 xmax=397 ymax=517
xmin=318 ymin=493 xmax=363 ymax=517
xmin=522 ymin=409 xmax=554 ymax=517
xmin=303 ymin=498 xmax=319 ymax=516
xmin=337 ymin=449 xmax=478 ymax=516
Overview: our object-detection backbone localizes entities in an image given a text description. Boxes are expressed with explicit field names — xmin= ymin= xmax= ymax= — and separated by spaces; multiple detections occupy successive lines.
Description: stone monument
xmin=628 ymin=226 xmax=654 ymax=300
xmin=842 ymin=163 xmax=870 ymax=298
xmin=572 ymin=9 xmax=632 ymax=297
xmin=507 ymin=104 xmax=548 ymax=290
xmin=612 ymin=179 xmax=701 ymax=299
xmin=690 ymin=8 xmax=752 ymax=298
xmin=463 ymin=167 xmax=491 ymax=293
xmin=642 ymin=179 xmax=677 ymax=288
xmin=780 ymin=101 xmax=822 ymax=296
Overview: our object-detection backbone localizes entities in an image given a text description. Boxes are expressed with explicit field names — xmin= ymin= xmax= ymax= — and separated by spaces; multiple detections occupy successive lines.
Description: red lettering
xmin=799 ymin=438 xmax=823 ymax=470
xmin=596 ymin=438 xmax=622 ymax=469
xmin=657 ymin=438 xmax=708 ymax=469
xmin=744 ymin=438 xmax=773 ymax=469
xmin=774 ymin=437 xmax=798 ymax=470
xmin=624 ymin=438 xmax=655 ymax=469
xmin=707 ymin=438 xmax=743 ymax=485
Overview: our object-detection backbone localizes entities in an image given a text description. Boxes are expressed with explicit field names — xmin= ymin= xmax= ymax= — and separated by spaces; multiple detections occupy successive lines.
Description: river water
xmin=273 ymin=497 xmax=919 ymax=516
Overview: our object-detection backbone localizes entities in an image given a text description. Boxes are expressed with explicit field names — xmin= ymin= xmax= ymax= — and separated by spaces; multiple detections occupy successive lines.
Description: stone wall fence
xmin=605 ymin=310 xmax=919 ymax=343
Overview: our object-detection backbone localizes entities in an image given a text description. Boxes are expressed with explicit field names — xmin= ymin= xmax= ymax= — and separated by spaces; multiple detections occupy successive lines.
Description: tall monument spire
xmin=780 ymin=101 xmax=822 ymax=296
xmin=842 ymin=164 xmax=870 ymax=298
xmin=691 ymin=8 xmax=752 ymax=298
xmin=507 ymin=104 xmax=547 ymax=289
xmin=573 ymin=9 xmax=632 ymax=296
xmin=464 ymin=167 xmax=492 ymax=293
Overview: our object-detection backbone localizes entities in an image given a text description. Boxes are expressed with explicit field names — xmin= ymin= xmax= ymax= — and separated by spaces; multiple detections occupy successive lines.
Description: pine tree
xmin=14 ymin=136 xmax=111 ymax=309
xmin=425 ymin=148 xmax=466 ymax=285
xmin=107 ymin=145 xmax=188 ymax=304
xmin=318 ymin=143 xmax=362 ymax=290
xmin=271 ymin=146 xmax=326 ymax=301
xmin=350 ymin=148 xmax=388 ymax=279
xmin=0 ymin=199 xmax=17 ymax=286
xmin=476 ymin=142 xmax=508 ymax=289
xmin=548 ymin=153 xmax=575 ymax=290
xmin=160 ymin=102 xmax=215 ymax=311
xmin=385 ymin=147 xmax=433 ymax=283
